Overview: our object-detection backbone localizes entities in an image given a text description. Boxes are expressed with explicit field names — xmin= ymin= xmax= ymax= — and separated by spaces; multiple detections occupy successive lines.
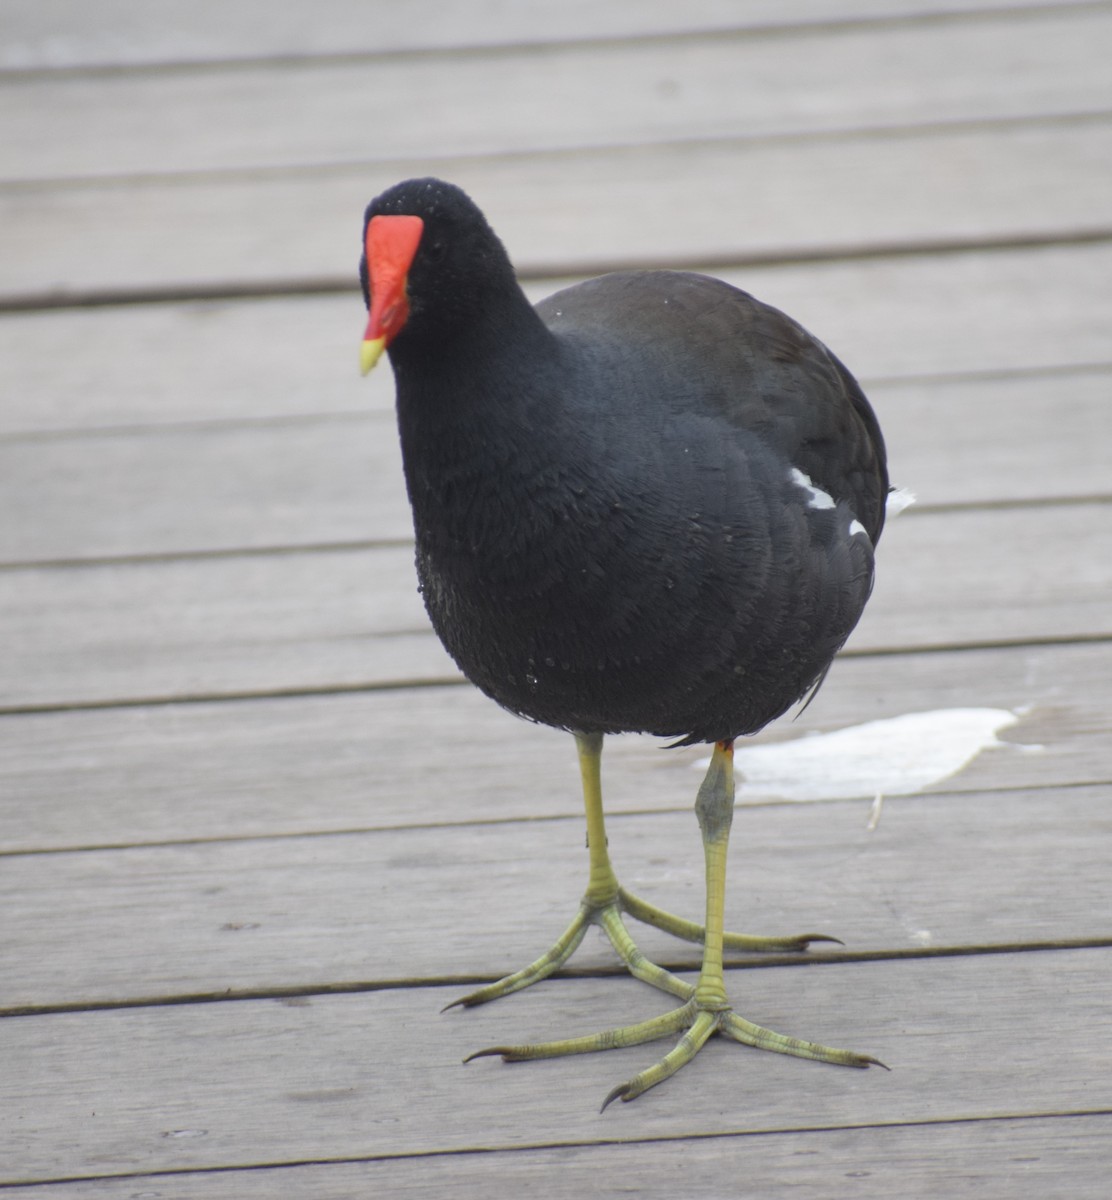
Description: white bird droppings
xmin=696 ymin=708 xmax=1024 ymax=803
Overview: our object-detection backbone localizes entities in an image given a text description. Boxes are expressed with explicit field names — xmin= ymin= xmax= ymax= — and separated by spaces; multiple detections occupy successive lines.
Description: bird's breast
xmin=406 ymin=425 xmax=874 ymax=741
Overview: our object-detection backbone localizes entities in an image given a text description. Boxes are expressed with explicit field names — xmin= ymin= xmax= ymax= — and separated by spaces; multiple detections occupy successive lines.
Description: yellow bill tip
xmin=360 ymin=336 xmax=387 ymax=376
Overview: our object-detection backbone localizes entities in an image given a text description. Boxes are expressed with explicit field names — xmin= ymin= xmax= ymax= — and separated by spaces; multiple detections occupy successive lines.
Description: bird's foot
xmin=444 ymin=893 xmax=692 ymax=1010
xmin=444 ymin=888 xmax=836 ymax=1013
xmin=467 ymin=995 xmax=885 ymax=1110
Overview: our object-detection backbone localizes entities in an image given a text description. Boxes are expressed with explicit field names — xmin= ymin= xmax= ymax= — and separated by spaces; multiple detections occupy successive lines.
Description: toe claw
xmin=463 ymin=1046 xmax=508 ymax=1063
xmin=797 ymin=933 xmax=845 ymax=947
xmin=600 ymin=1082 xmax=633 ymax=1112
xmin=443 ymin=991 xmax=495 ymax=1012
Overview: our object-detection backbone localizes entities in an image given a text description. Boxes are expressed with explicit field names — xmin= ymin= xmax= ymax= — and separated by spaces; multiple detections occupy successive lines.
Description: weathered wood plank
xmin=3 ymin=783 xmax=1108 ymax=1007
xmin=1 ymin=0 xmax=1075 ymax=69
xmin=0 ymin=293 xmax=386 ymax=434
xmin=874 ymin=365 xmax=1112 ymax=507
xmin=2 ymin=951 xmax=1110 ymax=1181
xmin=0 ymin=545 xmax=445 ymax=710
xmin=743 ymin=242 xmax=1112 ymax=385
xmin=2 ymin=502 xmax=1110 ymax=710
xmin=4 ymin=1113 xmax=1108 ymax=1200
xmin=3 ymin=244 xmax=1108 ymax=434
xmin=0 ymin=638 xmax=1103 ymax=852
xmin=2 ymin=364 xmax=1107 ymax=563
xmin=860 ymin=501 xmax=1112 ymax=650
xmin=2 ymin=4 xmax=1106 ymax=1193
xmin=0 ymin=413 xmax=411 ymax=562
xmin=5 ymin=12 xmax=1110 ymax=182
xmin=5 ymin=117 xmax=1111 ymax=297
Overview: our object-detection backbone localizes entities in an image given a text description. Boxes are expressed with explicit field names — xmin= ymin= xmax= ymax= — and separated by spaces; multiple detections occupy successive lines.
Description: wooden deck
xmin=3 ymin=2 xmax=1111 ymax=1194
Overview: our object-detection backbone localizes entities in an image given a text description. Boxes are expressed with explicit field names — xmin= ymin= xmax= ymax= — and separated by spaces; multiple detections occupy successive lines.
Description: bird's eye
xmin=424 ymin=240 xmax=448 ymax=265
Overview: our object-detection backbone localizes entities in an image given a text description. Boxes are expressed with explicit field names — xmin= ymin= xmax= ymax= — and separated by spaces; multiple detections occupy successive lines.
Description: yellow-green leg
xmin=599 ymin=741 xmax=883 ymax=1108
xmin=447 ymin=731 xmax=690 ymax=1009
xmin=464 ymin=739 xmax=883 ymax=1107
xmin=447 ymin=732 xmax=831 ymax=1014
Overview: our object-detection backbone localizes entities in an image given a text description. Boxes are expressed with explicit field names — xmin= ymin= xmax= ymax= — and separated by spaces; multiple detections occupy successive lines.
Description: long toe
xmin=466 ymin=986 xmax=885 ymax=1109
xmin=444 ymin=907 xmax=593 ymax=1010
xmin=722 ymin=1010 xmax=887 ymax=1070
xmin=444 ymin=895 xmax=694 ymax=1013
xmin=619 ymin=888 xmax=843 ymax=953
xmin=465 ymin=1004 xmax=693 ymax=1065
xmin=600 ymin=1008 xmax=719 ymax=1110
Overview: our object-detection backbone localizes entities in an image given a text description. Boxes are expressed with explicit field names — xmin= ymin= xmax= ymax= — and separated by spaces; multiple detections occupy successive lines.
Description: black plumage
xmin=358 ymin=177 xmax=890 ymax=1105
xmin=364 ymin=179 xmax=887 ymax=744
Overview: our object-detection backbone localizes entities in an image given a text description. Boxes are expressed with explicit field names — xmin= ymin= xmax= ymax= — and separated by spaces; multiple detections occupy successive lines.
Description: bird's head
xmin=358 ymin=177 xmax=515 ymax=375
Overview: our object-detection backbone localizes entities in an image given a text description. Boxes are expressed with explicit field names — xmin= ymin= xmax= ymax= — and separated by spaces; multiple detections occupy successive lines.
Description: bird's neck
xmin=394 ymin=290 xmax=564 ymax=449
xmin=389 ymin=294 xmax=572 ymax=547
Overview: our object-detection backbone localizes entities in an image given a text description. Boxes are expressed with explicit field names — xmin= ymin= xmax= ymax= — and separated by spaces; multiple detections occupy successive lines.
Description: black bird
xmin=359 ymin=178 xmax=890 ymax=1108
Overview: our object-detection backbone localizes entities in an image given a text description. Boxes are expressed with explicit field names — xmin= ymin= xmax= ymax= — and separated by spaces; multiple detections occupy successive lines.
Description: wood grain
xmin=2 ymin=1113 xmax=1107 ymax=1199
xmin=1 ymin=0 xmax=1076 ymax=68
xmin=4 ymin=783 xmax=1110 ymax=1008
xmin=5 ymin=117 xmax=1112 ymax=297
xmin=3 ymin=501 xmax=1111 ymax=710
xmin=6 ymin=12 xmax=1110 ymax=181
xmin=3 ymin=244 xmax=1109 ymax=434
xmin=2 ymin=364 xmax=1108 ymax=563
xmin=0 ymin=637 xmax=1104 ymax=852
xmin=2 ymin=951 xmax=1110 ymax=1181
xmin=3 ymin=2 xmax=1111 ymax=1193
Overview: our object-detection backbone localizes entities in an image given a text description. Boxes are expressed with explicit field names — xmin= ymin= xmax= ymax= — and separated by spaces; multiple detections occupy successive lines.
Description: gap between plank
xmin=1 ymin=491 xmax=1108 ymax=574
xmin=2 ymin=2 xmax=1105 ymax=82
xmin=6 ymin=105 xmax=1110 ymax=192
xmin=3 ymin=939 xmax=1111 ymax=1020
xmin=3 ymin=226 xmax=1110 ymax=315
xmin=1 ymin=631 xmax=1110 ymax=719
xmin=4 ymin=1107 xmax=1111 ymax=1190
xmin=0 ymin=358 xmax=1109 ymax=446
xmin=1 ymin=777 xmax=1106 ymax=861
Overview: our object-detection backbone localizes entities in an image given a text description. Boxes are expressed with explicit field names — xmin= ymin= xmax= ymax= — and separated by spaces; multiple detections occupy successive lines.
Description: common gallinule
xmin=359 ymin=178 xmax=890 ymax=1107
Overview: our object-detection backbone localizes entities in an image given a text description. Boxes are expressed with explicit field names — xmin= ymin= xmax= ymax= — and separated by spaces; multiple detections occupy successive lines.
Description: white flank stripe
xmin=789 ymin=466 xmax=836 ymax=510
